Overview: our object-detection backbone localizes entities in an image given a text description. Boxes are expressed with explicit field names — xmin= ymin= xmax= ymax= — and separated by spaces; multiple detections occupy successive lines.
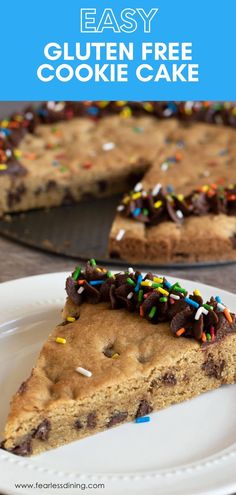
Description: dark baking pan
xmin=0 ymin=195 xmax=235 ymax=269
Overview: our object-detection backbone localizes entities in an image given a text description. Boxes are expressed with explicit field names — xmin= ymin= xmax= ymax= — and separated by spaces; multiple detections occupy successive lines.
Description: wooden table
xmin=0 ymin=235 xmax=236 ymax=293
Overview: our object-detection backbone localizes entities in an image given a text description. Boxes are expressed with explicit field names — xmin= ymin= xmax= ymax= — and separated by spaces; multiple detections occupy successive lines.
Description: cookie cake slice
xmin=1 ymin=260 xmax=236 ymax=456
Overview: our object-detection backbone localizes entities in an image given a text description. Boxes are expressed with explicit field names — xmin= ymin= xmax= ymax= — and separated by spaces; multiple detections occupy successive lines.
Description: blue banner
xmin=0 ymin=0 xmax=235 ymax=100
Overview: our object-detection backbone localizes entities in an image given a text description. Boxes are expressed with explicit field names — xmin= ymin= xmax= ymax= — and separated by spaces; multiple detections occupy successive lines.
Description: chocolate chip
xmin=46 ymin=180 xmax=57 ymax=191
xmin=231 ymin=234 xmax=236 ymax=249
xmin=10 ymin=437 xmax=32 ymax=456
xmin=107 ymin=411 xmax=128 ymax=428
xmin=33 ymin=419 xmax=51 ymax=441
xmin=17 ymin=380 xmax=28 ymax=394
xmin=35 ymin=181 xmax=57 ymax=196
xmin=136 ymin=399 xmax=153 ymax=418
xmin=138 ymin=355 xmax=151 ymax=363
xmin=173 ymin=253 xmax=190 ymax=259
xmin=110 ymin=251 xmax=121 ymax=259
xmin=161 ymin=372 xmax=177 ymax=385
xmin=87 ymin=412 xmax=97 ymax=428
xmin=74 ymin=419 xmax=83 ymax=430
xmin=7 ymin=184 xmax=26 ymax=208
xmin=103 ymin=344 xmax=115 ymax=358
xmin=148 ymin=379 xmax=157 ymax=391
xmin=62 ymin=189 xmax=75 ymax=205
xmin=35 ymin=186 xmax=43 ymax=196
xmin=97 ymin=180 xmax=107 ymax=193
xmin=202 ymin=354 xmax=225 ymax=379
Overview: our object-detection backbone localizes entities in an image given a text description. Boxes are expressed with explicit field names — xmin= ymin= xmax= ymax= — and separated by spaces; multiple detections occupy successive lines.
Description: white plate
xmin=0 ymin=272 xmax=236 ymax=495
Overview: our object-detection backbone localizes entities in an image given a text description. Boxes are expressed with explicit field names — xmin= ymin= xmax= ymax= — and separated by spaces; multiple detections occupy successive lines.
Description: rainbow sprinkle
xmin=135 ymin=416 xmax=150 ymax=423
xmin=55 ymin=337 xmax=66 ymax=344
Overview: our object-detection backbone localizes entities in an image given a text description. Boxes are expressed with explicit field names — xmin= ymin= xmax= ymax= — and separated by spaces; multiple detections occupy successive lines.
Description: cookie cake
xmin=1 ymin=259 xmax=236 ymax=456
xmin=1 ymin=101 xmax=236 ymax=264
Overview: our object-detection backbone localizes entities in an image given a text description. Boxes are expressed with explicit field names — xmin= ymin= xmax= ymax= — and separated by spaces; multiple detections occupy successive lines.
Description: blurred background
xmin=0 ymin=101 xmax=235 ymax=293
xmin=0 ymin=102 xmax=40 ymax=117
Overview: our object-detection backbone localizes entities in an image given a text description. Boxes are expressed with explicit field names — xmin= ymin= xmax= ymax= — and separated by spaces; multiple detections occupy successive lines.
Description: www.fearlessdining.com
xmin=14 ymin=482 xmax=105 ymax=490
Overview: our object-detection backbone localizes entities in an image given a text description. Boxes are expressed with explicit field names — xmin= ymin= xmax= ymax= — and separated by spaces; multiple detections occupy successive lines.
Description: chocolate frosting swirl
xmin=65 ymin=261 xmax=236 ymax=345
xmin=118 ymin=184 xmax=236 ymax=226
